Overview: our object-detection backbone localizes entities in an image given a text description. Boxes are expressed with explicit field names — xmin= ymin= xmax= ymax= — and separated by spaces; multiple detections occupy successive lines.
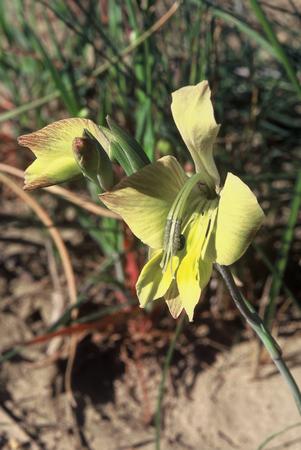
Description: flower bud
xmin=73 ymin=129 xmax=114 ymax=190
xmin=18 ymin=118 xmax=109 ymax=190
xmin=105 ymin=116 xmax=150 ymax=174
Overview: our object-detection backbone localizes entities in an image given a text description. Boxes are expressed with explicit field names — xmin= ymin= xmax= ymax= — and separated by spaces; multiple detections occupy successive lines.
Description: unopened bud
xmin=73 ymin=130 xmax=114 ymax=190
xmin=106 ymin=116 xmax=150 ymax=171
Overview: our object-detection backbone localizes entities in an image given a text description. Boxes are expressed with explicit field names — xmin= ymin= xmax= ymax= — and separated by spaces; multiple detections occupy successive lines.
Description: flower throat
xmin=160 ymin=172 xmax=210 ymax=274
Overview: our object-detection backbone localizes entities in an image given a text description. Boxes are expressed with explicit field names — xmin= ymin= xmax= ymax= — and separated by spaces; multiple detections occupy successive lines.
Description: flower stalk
xmin=215 ymin=263 xmax=301 ymax=415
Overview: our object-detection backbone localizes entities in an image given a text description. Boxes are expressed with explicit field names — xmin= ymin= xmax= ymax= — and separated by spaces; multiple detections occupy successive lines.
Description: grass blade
xmin=206 ymin=5 xmax=276 ymax=56
xmin=0 ymin=1 xmax=179 ymax=123
xmin=256 ymin=422 xmax=301 ymax=450
xmin=264 ymin=171 xmax=301 ymax=329
xmin=250 ymin=0 xmax=301 ymax=100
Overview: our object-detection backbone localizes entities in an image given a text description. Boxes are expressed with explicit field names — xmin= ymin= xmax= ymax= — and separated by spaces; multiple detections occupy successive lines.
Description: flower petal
xmin=171 ymin=81 xmax=220 ymax=190
xmin=136 ymin=250 xmax=176 ymax=307
xmin=24 ymin=157 xmax=80 ymax=191
xmin=177 ymin=256 xmax=212 ymax=321
xmin=215 ymin=172 xmax=265 ymax=265
xmin=100 ymin=156 xmax=187 ymax=249
xmin=176 ymin=212 xmax=213 ymax=321
xmin=165 ymin=282 xmax=183 ymax=319
xmin=18 ymin=118 xmax=108 ymax=189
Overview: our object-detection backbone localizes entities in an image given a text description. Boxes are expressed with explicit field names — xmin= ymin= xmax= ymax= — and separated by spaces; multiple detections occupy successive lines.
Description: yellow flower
xmin=18 ymin=118 xmax=109 ymax=190
xmin=101 ymin=81 xmax=264 ymax=320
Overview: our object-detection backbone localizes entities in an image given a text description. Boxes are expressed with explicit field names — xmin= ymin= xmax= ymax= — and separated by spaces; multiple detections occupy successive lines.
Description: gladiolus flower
xmin=101 ymin=82 xmax=265 ymax=320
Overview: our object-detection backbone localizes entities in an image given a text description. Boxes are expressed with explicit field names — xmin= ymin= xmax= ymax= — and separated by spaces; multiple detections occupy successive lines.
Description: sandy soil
xmin=1 ymin=327 xmax=301 ymax=450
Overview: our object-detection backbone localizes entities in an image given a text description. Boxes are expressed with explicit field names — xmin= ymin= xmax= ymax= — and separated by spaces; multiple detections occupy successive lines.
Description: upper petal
xmin=19 ymin=118 xmax=108 ymax=158
xmin=171 ymin=81 xmax=220 ymax=190
xmin=18 ymin=118 xmax=108 ymax=189
xmin=100 ymin=156 xmax=187 ymax=249
xmin=215 ymin=172 xmax=265 ymax=265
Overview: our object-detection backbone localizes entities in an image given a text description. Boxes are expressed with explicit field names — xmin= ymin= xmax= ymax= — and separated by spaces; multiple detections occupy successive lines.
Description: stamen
xmin=160 ymin=171 xmax=213 ymax=276
xmin=178 ymin=234 xmax=186 ymax=251
xmin=160 ymin=218 xmax=182 ymax=276
xmin=163 ymin=218 xmax=172 ymax=250
xmin=172 ymin=219 xmax=182 ymax=253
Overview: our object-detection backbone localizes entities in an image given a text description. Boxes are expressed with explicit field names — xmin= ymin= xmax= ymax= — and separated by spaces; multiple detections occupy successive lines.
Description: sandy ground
xmin=1 ymin=328 xmax=301 ymax=450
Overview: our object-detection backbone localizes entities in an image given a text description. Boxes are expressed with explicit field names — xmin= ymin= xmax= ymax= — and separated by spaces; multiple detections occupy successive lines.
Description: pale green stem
xmin=215 ymin=264 xmax=301 ymax=415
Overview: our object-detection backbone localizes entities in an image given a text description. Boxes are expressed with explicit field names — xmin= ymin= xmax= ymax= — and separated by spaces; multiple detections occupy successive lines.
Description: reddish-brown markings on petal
xmin=23 ymin=177 xmax=52 ymax=190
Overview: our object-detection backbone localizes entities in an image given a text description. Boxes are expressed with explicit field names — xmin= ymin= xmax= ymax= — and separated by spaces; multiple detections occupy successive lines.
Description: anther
xmin=178 ymin=234 xmax=186 ymax=251
xmin=171 ymin=219 xmax=182 ymax=253
xmin=160 ymin=218 xmax=183 ymax=273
